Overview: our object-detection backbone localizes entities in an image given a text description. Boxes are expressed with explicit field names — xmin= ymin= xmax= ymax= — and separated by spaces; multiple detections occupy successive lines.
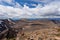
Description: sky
xmin=0 ymin=0 xmax=60 ymax=19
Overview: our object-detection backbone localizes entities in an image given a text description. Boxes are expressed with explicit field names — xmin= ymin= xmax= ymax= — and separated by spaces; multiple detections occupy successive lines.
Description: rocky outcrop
xmin=0 ymin=19 xmax=18 ymax=39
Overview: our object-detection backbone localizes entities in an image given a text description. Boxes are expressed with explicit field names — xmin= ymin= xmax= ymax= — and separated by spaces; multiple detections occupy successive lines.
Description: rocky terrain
xmin=0 ymin=19 xmax=60 ymax=40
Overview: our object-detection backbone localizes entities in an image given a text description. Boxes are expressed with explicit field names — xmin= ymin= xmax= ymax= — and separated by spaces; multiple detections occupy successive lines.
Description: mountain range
xmin=0 ymin=18 xmax=60 ymax=40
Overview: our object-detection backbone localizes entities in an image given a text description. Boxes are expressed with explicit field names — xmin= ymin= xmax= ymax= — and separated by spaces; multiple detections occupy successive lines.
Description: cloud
xmin=0 ymin=0 xmax=22 ymax=8
xmin=39 ymin=1 xmax=60 ymax=16
xmin=0 ymin=0 xmax=14 ymax=5
xmin=0 ymin=0 xmax=60 ymax=19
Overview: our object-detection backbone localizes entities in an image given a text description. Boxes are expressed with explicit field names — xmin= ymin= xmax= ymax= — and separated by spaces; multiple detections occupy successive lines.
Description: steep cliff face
xmin=0 ymin=19 xmax=17 ymax=39
xmin=0 ymin=19 xmax=9 ymax=39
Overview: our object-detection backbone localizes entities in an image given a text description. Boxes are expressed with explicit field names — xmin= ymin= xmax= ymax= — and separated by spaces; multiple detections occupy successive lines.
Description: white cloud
xmin=39 ymin=1 xmax=60 ymax=15
xmin=0 ymin=0 xmax=22 ymax=8
xmin=1 ymin=0 xmax=14 ymax=4
xmin=0 ymin=0 xmax=60 ymax=19
xmin=0 ymin=0 xmax=14 ymax=4
xmin=14 ymin=2 xmax=22 ymax=8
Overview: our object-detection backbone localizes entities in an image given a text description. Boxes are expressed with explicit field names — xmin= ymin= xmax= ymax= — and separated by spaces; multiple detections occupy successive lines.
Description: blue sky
xmin=15 ymin=0 xmax=45 ymax=8
xmin=0 ymin=0 xmax=60 ymax=19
